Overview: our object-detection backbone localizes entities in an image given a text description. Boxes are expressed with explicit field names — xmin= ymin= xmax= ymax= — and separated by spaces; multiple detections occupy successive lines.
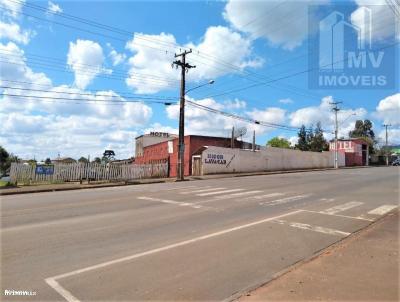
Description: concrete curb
xmin=0 ymin=166 xmax=374 ymax=196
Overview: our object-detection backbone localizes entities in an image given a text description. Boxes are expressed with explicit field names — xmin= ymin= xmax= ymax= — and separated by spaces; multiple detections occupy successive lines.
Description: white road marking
xmin=368 ymin=205 xmax=398 ymax=215
xmin=228 ymin=190 xmax=263 ymax=197
xmin=260 ymin=194 xmax=312 ymax=206
xmin=45 ymin=210 xmax=304 ymax=302
xmin=272 ymin=219 xmax=350 ymax=237
xmin=301 ymin=209 xmax=373 ymax=221
xmin=320 ymin=201 xmax=363 ymax=215
xmin=180 ymin=187 xmax=225 ymax=194
xmin=251 ymin=192 xmax=285 ymax=200
xmin=137 ymin=196 xmax=203 ymax=209
xmin=196 ymin=189 xmax=244 ymax=196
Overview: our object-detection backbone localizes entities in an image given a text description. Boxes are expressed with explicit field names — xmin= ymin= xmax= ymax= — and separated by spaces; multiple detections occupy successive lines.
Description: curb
xmin=0 ymin=166 xmax=375 ymax=196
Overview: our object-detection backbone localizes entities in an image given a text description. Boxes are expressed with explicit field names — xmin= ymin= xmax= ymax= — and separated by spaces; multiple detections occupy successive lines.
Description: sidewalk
xmin=239 ymin=210 xmax=399 ymax=302
xmin=0 ymin=166 xmax=372 ymax=196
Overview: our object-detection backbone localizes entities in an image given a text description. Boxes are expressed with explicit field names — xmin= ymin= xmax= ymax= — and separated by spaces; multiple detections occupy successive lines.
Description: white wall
xmin=199 ymin=146 xmax=345 ymax=175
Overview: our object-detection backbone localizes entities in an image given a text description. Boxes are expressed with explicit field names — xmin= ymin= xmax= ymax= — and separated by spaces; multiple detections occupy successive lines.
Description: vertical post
xmin=330 ymin=101 xmax=342 ymax=169
xmin=231 ymin=126 xmax=234 ymax=148
xmin=173 ymin=50 xmax=195 ymax=181
xmin=252 ymin=130 xmax=256 ymax=151
xmin=177 ymin=54 xmax=186 ymax=181
xmin=383 ymin=124 xmax=391 ymax=166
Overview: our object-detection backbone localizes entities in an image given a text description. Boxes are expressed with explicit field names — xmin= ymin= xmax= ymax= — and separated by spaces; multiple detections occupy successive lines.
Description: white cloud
xmin=279 ymin=98 xmax=294 ymax=104
xmin=125 ymin=26 xmax=262 ymax=93
xmin=352 ymin=0 xmax=399 ymax=43
xmin=107 ymin=43 xmax=126 ymax=66
xmin=377 ymin=128 xmax=400 ymax=145
xmin=223 ymin=98 xmax=246 ymax=110
xmin=0 ymin=0 xmax=25 ymax=19
xmin=0 ymin=21 xmax=33 ymax=44
xmin=289 ymin=96 xmax=367 ymax=138
xmin=0 ymin=42 xmax=152 ymax=160
xmin=166 ymin=96 xmax=283 ymax=139
xmin=47 ymin=1 xmax=62 ymax=14
xmin=223 ymin=0 xmax=328 ymax=50
xmin=67 ymin=39 xmax=105 ymax=89
xmin=374 ymin=93 xmax=400 ymax=126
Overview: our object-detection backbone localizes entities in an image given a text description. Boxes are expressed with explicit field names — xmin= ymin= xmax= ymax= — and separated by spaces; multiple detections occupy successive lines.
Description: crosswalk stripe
xmin=320 ymin=201 xmax=363 ymax=215
xmin=260 ymin=194 xmax=311 ymax=206
xmin=196 ymin=189 xmax=244 ymax=196
xmin=180 ymin=187 xmax=225 ymax=194
xmin=368 ymin=205 xmax=398 ymax=215
xmin=228 ymin=190 xmax=263 ymax=197
xmin=251 ymin=192 xmax=285 ymax=200
xmin=272 ymin=219 xmax=350 ymax=237
xmin=137 ymin=196 xmax=203 ymax=209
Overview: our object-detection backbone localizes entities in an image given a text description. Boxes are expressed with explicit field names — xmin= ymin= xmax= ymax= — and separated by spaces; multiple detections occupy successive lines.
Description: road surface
xmin=1 ymin=167 xmax=398 ymax=301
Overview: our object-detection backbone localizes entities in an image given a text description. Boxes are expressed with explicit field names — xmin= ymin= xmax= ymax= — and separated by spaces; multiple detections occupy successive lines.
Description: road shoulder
xmin=239 ymin=210 xmax=399 ymax=302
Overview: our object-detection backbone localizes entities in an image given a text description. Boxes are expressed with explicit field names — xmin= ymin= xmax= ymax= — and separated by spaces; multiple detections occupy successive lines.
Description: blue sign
xmin=35 ymin=165 xmax=54 ymax=175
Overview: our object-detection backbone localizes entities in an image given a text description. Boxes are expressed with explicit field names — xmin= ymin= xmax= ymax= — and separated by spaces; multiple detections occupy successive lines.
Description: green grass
xmin=0 ymin=180 xmax=12 ymax=187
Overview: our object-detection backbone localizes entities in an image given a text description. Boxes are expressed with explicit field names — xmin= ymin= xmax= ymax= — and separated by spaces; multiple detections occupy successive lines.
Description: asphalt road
xmin=1 ymin=167 xmax=399 ymax=302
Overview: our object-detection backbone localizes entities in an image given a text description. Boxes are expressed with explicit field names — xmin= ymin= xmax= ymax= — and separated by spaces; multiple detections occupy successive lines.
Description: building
xmin=135 ymin=133 xmax=256 ymax=177
xmin=329 ymin=138 xmax=369 ymax=166
xmin=135 ymin=132 xmax=177 ymax=157
xmin=51 ymin=157 xmax=77 ymax=164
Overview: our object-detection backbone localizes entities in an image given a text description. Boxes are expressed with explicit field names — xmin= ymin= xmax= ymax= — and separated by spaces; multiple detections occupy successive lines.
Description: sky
xmin=0 ymin=0 xmax=399 ymax=160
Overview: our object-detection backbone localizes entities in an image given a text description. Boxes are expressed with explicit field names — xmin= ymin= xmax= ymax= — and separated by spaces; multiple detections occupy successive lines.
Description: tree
xmin=267 ymin=137 xmax=291 ymax=149
xmin=349 ymin=119 xmax=376 ymax=153
xmin=310 ymin=122 xmax=329 ymax=152
xmin=102 ymin=150 xmax=115 ymax=163
xmin=295 ymin=125 xmax=310 ymax=151
xmin=45 ymin=158 xmax=52 ymax=164
xmin=0 ymin=146 xmax=10 ymax=175
xmin=78 ymin=157 xmax=89 ymax=163
xmin=92 ymin=157 xmax=101 ymax=164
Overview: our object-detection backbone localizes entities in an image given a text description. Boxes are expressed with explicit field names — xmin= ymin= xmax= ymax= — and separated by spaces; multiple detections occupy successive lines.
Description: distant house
xmin=329 ymin=138 xmax=369 ymax=166
xmin=52 ymin=157 xmax=77 ymax=164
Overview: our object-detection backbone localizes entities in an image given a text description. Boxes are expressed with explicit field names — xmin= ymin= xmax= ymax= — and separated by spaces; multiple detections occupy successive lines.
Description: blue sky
xmin=0 ymin=0 xmax=399 ymax=160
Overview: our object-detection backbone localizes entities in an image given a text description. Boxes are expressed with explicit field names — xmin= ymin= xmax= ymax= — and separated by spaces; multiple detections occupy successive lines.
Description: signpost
xmin=35 ymin=164 xmax=54 ymax=175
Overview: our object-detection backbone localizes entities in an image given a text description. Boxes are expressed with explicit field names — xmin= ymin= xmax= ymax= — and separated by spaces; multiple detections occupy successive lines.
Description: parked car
xmin=392 ymin=159 xmax=400 ymax=166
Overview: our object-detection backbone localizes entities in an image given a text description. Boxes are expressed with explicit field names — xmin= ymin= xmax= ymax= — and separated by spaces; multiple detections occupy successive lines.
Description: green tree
xmin=78 ymin=157 xmax=89 ymax=163
xmin=349 ymin=119 xmax=376 ymax=153
xmin=267 ymin=137 xmax=291 ymax=149
xmin=45 ymin=158 xmax=52 ymax=165
xmin=92 ymin=157 xmax=101 ymax=164
xmin=295 ymin=125 xmax=310 ymax=151
xmin=310 ymin=122 xmax=329 ymax=152
xmin=0 ymin=146 xmax=10 ymax=175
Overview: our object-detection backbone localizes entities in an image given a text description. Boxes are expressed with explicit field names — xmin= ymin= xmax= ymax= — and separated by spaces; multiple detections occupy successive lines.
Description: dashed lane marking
xmin=227 ymin=190 xmax=264 ymax=197
xmin=320 ymin=201 xmax=363 ymax=215
xmin=196 ymin=189 xmax=244 ymax=196
xmin=272 ymin=219 xmax=350 ymax=237
xmin=368 ymin=205 xmax=398 ymax=215
xmin=250 ymin=192 xmax=285 ymax=200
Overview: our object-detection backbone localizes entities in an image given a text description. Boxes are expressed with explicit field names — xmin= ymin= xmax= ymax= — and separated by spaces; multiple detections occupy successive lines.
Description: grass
xmin=0 ymin=180 xmax=12 ymax=187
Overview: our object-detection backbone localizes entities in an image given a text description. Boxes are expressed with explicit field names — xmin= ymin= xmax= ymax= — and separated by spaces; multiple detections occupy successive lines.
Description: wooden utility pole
xmin=383 ymin=124 xmax=392 ymax=166
xmin=330 ymin=101 xmax=342 ymax=169
xmin=172 ymin=50 xmax=195 ymax=181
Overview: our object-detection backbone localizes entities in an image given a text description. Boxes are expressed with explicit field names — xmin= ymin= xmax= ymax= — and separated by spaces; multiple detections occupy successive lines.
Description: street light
xmin=177 ymin=80 xmax=215 ymax=181
xmin=185 ymin=80 xmax=215 ymax=94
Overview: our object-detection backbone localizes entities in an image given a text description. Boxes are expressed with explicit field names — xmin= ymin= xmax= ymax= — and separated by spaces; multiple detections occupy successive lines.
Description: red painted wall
xmin=135 ymin=135 xmax=239 ymax=177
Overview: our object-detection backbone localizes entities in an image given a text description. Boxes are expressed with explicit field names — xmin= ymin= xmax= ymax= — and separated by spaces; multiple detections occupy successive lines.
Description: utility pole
xmin=172 ymin=49 xmax=195 ymax=181
xmin=383 ymin=124 xmax=392 ymax=166
xmin=330 ymin=101 xmax=342 ymax=169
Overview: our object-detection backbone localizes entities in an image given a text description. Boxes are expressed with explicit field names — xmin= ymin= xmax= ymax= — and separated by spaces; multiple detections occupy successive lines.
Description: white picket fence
xmin=10 ymin=162 xmax=168 ymax=184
